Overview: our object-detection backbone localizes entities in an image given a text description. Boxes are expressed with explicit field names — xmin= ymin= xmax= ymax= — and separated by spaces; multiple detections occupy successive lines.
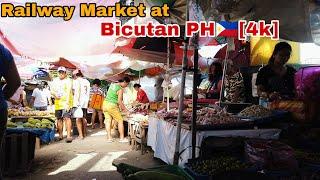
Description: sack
xmin=245 ymin=139 xmax=298 ymax=170
xmin=73 ymin=107 xmax=83 ymax=118
xmin=89 ymin=93 xmax=104 ymax=110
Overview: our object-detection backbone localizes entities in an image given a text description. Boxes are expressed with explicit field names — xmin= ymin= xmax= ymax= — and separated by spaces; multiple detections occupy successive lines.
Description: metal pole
xmin=167 ymin=34 xmax=170 ymax=111
xmin=219 ymin=38 xmax=231 ymax=105
xmin=192 ymin=33 xmax=199 ymax=159
xmin=139 ymin=70 xmax=141 ymax=84
xmin=173 ymin=0 xmax=189 ymax=165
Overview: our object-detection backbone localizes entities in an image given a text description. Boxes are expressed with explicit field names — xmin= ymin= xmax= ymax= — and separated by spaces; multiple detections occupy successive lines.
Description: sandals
xmin=55 ymin=137 xmax=63 ymax=142
xmin=106 ymin=139 xmax=114 ymax=143
xmin=66 ymin=137 xmax=73 ymax=143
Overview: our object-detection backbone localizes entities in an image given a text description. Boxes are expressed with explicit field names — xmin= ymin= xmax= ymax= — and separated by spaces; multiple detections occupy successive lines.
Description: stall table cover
xmin=6 ymin=128 xmax=55 ymax=143
xmin=147 ymin=116 xmax=281 ymax=166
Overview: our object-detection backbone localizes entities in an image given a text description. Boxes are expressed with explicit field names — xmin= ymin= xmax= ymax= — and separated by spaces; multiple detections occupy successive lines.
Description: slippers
xmin=55 ymin=137 xmax=63 ymax=142
xmin=119 ymin=139 xmax=129 ymax=143
xmin=106 ymin=139 xmax=114 ymax=143
xmin=76 ymin=136 xmax=84 ymax=140
xmin=66 ymin=138 xmax=73 ymax=143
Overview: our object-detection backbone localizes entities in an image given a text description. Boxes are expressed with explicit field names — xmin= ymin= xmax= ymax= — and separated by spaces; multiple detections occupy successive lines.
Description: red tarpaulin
xmin=0 ymin=30 xmax=21 ymax=55
xmin=50 ymin=58 xmax=77 ymax=70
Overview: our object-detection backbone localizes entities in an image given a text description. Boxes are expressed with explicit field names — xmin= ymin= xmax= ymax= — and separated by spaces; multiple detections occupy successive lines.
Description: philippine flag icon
xmin=216 ymin=21 xmax=238 ymax=37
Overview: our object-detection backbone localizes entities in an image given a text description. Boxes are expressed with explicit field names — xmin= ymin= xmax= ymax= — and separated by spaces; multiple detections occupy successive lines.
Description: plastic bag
xmin=245 ymin=139 xmax=298 ymax=170
xmin=73 ymin=107 xmax=83 ymax=118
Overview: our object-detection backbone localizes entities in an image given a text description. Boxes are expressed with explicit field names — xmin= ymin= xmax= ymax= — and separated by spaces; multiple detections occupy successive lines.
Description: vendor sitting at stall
xmin=133 ymin=83 xmax=149 ymax=104
xmin=256 ymin=42 xmax=296 ymax=101
xmin=198 ymin=62 xmax=223 ymax=99
xmin=224 ymin=60 xmax=245 ymax=103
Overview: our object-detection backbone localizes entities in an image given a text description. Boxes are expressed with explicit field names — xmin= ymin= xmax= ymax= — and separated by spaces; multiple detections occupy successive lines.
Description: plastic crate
xmin=1 ymin=132 xmax=36 ymax=176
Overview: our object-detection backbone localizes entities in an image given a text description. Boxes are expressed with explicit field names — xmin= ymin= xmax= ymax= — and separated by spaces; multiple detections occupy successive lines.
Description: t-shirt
xmin=256 ymin=65 xmax=296 ymax=99
xmin=0 ymin=44 xmax=14 ymax=109
xmin=224 ymin=72 xmax=245 ymax=103
xmin=73 ymin=78 xmax=91 ymax=108
xmin=137 ymin=89 xmax=149 ymax=103
xmin=51 ymin=77 xmax=72 ymax=110
xmin=32 ymin=88 xmax=50 ymax=108
xmin=106 ymin=83 xmax=122 ymax=104
xmin=89 ymin=86 xmax=105 ymax=110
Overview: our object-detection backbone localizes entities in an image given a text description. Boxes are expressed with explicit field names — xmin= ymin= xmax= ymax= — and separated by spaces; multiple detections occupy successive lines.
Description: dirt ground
xmin=4 ymin=128 xmax=164 ymax=180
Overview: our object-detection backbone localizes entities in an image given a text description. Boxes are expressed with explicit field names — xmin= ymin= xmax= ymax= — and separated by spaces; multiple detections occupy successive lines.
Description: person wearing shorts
xmin=72 ymin=69 xmax=90 ymax=139
xmin=51 ymin=67 xmax=73 ymax=143
xmin=89 ymin=79 xmax=104 ymax=129
xmin=104 ymin=77 xmax=130 ymax=143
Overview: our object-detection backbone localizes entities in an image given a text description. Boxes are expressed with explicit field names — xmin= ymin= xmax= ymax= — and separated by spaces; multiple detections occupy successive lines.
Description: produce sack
xmin=295 ymin=66 xmax=320 ymax=101
xmin=245 ymin=139 xmax=298 ymax=170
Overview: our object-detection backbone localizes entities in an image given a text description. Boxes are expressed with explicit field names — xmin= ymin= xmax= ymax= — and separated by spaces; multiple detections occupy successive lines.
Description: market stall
xmin=7 ymin=107 xmax=56 ymax=144
xmin=147 ymin=104 xmax=286 ymax=166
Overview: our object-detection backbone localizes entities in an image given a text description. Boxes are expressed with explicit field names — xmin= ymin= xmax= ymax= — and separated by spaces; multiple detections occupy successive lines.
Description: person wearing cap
xmin=72 ymin=69 xmax=90 ymax=139
xmin=30 ymin=81 xmax=51 ymax=111
xmin=51 ymin=66 xmax=73 ymax=143
xmin=133 ymin=83 xmax=149 ymax=104
xmin=104 ymin=77 xmax=130 ymax=143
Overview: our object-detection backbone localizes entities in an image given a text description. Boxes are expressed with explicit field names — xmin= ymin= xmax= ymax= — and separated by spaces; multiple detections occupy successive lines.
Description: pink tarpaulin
xmin=0 ymin=0 xmax=118 ymax=59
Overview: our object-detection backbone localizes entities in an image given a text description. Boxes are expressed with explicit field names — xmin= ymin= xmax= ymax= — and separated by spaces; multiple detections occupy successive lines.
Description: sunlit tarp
xmin=250 ymin=37 xmax=300 ymax=66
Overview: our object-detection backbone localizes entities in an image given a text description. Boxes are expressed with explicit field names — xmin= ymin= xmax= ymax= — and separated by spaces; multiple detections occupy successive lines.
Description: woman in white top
xmin=30 ymin=81 xmax=51 ymax=111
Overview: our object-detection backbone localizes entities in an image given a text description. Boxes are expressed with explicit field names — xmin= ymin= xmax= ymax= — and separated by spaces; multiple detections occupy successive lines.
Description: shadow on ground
xmin=3 ymin=129 xmax=164 ymax=180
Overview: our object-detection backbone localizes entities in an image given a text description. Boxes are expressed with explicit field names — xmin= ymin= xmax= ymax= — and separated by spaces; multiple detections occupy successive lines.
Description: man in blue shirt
xmin=0 ymin=43 xmax=21 ymax=178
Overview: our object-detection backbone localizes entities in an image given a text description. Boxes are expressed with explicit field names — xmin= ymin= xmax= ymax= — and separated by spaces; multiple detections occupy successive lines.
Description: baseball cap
xmin=57 ymin=66 xmax=67 ymax=72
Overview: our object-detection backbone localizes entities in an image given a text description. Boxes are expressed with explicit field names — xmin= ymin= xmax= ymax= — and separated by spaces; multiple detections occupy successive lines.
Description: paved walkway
xmin=4 ymin=129 xmax=164 ymax=180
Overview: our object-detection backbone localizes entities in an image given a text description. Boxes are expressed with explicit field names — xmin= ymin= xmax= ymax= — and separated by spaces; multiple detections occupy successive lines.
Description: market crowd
xmin=1 ymin=41 xmax=317 ymax=147
xmin=1 ymin=54 xmax=151 ymax=144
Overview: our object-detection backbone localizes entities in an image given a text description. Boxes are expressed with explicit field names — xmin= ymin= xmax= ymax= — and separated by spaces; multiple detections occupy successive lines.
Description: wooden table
xmin=135 ymin=122 xmax=148 ymax=155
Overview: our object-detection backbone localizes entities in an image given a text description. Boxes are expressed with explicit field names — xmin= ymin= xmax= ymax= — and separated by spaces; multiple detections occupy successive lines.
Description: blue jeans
xmin=0 ymin=109 xmax=7 ymax=179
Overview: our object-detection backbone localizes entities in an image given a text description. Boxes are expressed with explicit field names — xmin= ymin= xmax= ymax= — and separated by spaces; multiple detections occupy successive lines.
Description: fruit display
xmin=187 ymin=157 xmax=249 ymax=176
xmin=7 ymin=120 xmax=18 ymax=128
xmin=8 ymin=108 xmax=51 ymax=117
xmin=239 ymin=105 xmax=273 ymax=118
xmin=22 ymin=117 xmax=55 ymax=129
